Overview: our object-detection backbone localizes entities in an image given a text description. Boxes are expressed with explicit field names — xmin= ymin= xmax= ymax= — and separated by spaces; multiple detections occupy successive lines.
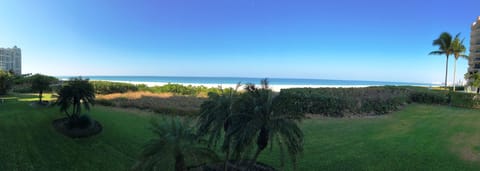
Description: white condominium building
xmin=468 ymin=17 xmax=480 ymax=73
xmin=0 ymin=46 xmax=21 ymax=75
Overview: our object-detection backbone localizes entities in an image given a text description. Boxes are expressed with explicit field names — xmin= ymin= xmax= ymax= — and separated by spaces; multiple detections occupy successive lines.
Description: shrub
xmin=91 ymin=81 xmax=138 ymax=94
xmin=0 ymin=70 xmax=14 ymax=95
xmin=139 ymin=83 xmax=223 ymax=96
xmin=449 ymin=92 xmax=480 ymax=108
xmin=409 ymin=91 xmax=448 ymax=104
xmin=67 ymin=114 xmax=94 ymax=129
xmin=96 ymin=91 xmax=205 ymax=116
xmin=277 ymin=87 xmax=412 ymax=116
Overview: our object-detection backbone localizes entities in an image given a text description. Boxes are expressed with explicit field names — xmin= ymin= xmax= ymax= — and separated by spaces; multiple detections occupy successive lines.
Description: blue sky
xmin=0 ymin=0 xmax=479 ymax=83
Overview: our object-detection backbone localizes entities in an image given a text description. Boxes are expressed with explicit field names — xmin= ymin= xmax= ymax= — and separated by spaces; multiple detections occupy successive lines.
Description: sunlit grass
xmin=1 ymin=94 xmax=480 ymax=170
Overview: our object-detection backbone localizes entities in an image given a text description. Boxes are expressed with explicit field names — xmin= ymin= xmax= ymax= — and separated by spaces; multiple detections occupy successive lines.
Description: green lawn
xmin=1 ymin=95 xmax=480 ymax=170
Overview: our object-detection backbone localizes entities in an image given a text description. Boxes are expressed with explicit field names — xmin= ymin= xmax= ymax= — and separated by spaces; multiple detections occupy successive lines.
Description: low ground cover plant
xmin=96 ymin=91 xmax=206 ymax=116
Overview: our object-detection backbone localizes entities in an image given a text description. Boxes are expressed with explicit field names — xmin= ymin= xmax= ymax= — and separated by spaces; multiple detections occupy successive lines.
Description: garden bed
xmin=52 ymin=117 xmax=103 ymax=138
xmin=189 ymin=160 xmax=276 ymax=171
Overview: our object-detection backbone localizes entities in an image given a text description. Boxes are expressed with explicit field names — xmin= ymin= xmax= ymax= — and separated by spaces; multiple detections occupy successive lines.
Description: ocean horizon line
xmin=55 ymin=75 xmax=441 ymax=87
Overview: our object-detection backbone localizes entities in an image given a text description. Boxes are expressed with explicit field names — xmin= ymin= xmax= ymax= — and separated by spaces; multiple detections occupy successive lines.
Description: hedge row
xmin=90 ymin=81 xmax=139 ymax=94
xmin=138 ymin=83 xmax=223 ymax=96
xmin=277 ymin=87 xmax=412 ymax=117
xmin=276 ymin=87 xmax=480 ymax=117
xmin=90 ymin=81 xmax=224 ymax=96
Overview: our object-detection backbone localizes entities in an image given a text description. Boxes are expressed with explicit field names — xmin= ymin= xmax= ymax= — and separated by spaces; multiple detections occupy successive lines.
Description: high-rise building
xmin=0 ymin=46 xmax=21 ymax=75
xmin=467 ymin=17 xmax=480 ymax=90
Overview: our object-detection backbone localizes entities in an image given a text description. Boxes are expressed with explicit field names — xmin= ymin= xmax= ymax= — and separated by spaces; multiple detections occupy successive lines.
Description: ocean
xmin=56 ymin=76 xmax=438 ymax=87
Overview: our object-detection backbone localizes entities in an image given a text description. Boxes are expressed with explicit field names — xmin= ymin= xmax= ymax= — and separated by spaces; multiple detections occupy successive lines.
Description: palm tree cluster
xmin=55 ymin=77 xmax=95 ymax=128
xmin=198 ymin=79 xmax=304 ymax=170
xmin=430 ymin=32 xmax=468 ymax=91
xmin=135 ymin=79 xmax=305 ymax=171
xmin=133 ymin=118 xmax=219 ymax=171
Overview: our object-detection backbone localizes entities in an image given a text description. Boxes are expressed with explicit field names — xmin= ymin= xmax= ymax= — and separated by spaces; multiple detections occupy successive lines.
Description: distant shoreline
xmin=85 ymin=80 xmax=438 ymax=92
xmin=57 ymin=76 xmax=441 ymax=92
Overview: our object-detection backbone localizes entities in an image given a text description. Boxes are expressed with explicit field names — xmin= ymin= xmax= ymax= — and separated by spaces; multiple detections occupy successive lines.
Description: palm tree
xmin=196 ymin=84 xmax=241 ymax=171
xmin=430 ymin=32 xmax=454 ymax=89
xmin=228 ymin=79 xmax=304 ymax=170
xmin=451 ymin=34 xmax=469 ymax=91
xmin=133 ymin=118 xmax=218 ymax=171
xmin=55 ymin=77 xmax=95 ymax=122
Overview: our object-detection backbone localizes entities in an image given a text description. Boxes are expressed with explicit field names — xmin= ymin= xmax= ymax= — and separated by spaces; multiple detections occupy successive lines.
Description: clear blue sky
xmin=0 ymin=0 xmax=479 ymax=83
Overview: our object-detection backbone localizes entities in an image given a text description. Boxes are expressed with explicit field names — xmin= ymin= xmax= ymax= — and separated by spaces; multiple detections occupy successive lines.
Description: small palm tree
xmin=228 ymin=79 xmax=304 ymax=170
xmin=451 ymin=34 xmax=469 ymax=91
xmin=430 ymin=32 xmax=454 ymax=89
xmin=196 ymin=84 xmax=241 ymax=171
xmin=56 ymin=77 xmax=95 ymax=121
xmin=133 ymin=118 xmax=218 ymax=171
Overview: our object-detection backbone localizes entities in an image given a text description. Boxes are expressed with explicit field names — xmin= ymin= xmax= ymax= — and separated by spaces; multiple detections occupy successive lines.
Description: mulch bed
xmin=52 ymin=117 xmax=103 ymax=138
xmin=189 ymin=160 xmax=276 ymax=171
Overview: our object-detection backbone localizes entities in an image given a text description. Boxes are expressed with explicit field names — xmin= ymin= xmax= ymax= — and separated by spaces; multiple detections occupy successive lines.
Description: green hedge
xmin=278 ymin=87 xmax=412 ymax=117
xmin=91 ymin=81 xmax=139 ymax=94
xmin=90 ymin=81 xmax=223 ymax=96
xmin=449 ymin=92 xmax=480 ymax=108
xmin=409 ymin=90 xmax=448 ymax=104
xmin=138 ymin=83 xmax=223 ymax=96
xmin=276 ymin=86 xmax=480 ymax=117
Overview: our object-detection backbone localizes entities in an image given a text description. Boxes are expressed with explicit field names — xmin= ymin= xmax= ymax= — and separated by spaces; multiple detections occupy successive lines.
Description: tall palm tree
xmin=451 ymin=34 xmax=469 ymax=91
xmin=228 ymin=79 xmax=304 ymax=170
xmin=430 ymin=32 xmax=454 ymax=89
xmin=55 ymin=77 xmax=95 ymax=121
xmin=196 ymin=84 xmax=241 ymax=171
xmin=133 ymin=118 xmax=218 ymax=171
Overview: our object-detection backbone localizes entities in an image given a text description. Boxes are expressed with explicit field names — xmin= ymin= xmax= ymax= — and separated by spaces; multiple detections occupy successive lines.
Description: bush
xmin=278 ymin=86 xmax=412 ymax=116
xmin=91 ymin=81 xmax=138 ymax=94
xmin=409 ymin=91 xmax=448 ymax=104
xmin=276 ymin=86 xmax=480 ymax=117
xmin=0 ymin=70 xmax=14 ymax=95
xmin=96 ymin=91 xmax=205 ymax=116
xmin=139 ymin=83 xmax=223 ymax=96
xmin=449 ymin=92 xmax=480 ymax=108
xmin=67 ymin=115 xmax=93 ymax=129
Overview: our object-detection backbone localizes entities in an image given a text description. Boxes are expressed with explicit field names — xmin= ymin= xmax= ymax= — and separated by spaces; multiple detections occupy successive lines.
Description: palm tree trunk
xmin=39 ymin=90 xmax=43 ymax=103
xmin=248 ymin=148 xmax=263 ymax=170
xmin=279 ymin=141 xmax=285 ymax=171
xmin=445 ymin=55 xmax=449 ymax=89
xmin=175 ymin=153 xmax=186 ymax=171
xmin=453 ymin=59 xmax=457 ymax=91
xmin=224 ymin=148 xmax=230 ymax=171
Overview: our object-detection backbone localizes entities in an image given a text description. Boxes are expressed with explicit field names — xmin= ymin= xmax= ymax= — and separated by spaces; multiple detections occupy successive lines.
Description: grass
xmin=1 ymin=94 xmax=480 ymax=170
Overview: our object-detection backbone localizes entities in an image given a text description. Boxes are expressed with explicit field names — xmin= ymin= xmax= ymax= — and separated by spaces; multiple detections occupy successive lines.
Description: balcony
xmin=475 ymin=64 xmax=480 ymax=69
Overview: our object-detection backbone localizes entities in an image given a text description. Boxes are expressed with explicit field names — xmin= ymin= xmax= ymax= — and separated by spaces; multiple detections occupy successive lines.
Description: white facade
xmin=0 ymin=46 xmax=21 ymax=75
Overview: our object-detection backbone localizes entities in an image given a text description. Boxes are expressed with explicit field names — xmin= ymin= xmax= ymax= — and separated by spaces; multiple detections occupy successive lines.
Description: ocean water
xmin=57 ymin=76 xmax=438 ymax=87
